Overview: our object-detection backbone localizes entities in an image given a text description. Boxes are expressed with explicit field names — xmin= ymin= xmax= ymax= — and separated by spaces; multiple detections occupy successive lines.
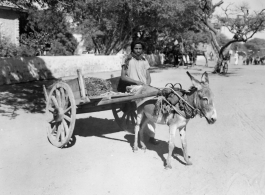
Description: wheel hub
xmin=54 ymin=107 xmax=64 ymax=122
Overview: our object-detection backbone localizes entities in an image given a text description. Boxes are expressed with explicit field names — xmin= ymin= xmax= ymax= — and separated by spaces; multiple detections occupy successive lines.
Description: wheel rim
xmin=46 ymin=82 xmax=76 ymax=148
xmin=112 ymin=102 xmax=137 ymax=133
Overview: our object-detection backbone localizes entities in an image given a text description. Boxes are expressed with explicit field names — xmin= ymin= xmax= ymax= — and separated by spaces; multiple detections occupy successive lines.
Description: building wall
xmin=0 ymin=9 xmax=19 ymax=45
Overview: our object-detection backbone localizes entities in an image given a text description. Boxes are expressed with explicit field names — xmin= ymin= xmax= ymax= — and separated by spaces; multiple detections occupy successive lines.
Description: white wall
xmin=0 ymin=55 xmax=124 ymax=85
xmin=0 ymin=54 xmax=162 ymax=85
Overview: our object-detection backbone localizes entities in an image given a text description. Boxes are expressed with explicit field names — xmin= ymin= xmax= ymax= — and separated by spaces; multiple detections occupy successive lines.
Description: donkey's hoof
xmin=141 ymin=146 xmax=147 ymax=152
xmin=133 ymin=147 xmax=138 ymax=152
xmin=165 ymin=164 xmax=172 ymax=169
xmin=141 ymin=146 xmax=147 ymax=150
xmin=185 ymin=160 xmax=192 ymax=166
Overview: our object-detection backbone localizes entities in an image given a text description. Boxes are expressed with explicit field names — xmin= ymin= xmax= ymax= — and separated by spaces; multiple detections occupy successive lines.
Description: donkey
xmin=134 ymin=71 xmax=217 ymax=169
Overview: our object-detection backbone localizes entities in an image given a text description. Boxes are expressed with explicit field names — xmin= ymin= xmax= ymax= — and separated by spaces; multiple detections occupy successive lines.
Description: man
xmin=234 ymin=51 xmax=239 ymax=65
xmin=119 ymin=40 xmax=159 ymax=145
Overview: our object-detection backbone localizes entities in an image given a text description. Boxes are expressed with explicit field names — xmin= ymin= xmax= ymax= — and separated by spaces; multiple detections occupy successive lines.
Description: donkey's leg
xmin=165 ymin=124 xmax=177 ymax=169
xmin=180 ymin=127 xmax=192 ymax=165
xmin=133 ymin=112 xmax=143 ymax=152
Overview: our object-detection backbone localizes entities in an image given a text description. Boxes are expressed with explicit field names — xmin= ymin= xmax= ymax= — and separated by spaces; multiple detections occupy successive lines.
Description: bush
xmin=0 ymin=36 xmax=38 ymax=57
xmin=0 ymin=37 xmax=20 ymax=57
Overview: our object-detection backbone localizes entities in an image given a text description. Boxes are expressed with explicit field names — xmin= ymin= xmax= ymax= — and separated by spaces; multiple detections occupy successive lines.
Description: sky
xmin=213 ymin=0 xmax=265 ymax=39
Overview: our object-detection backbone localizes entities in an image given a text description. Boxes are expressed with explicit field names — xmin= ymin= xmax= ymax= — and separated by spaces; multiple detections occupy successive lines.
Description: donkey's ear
xmin=186 ymin=71 xmax=202 ymax=90
xmin=201 ymin=72 xmax=209 ymax=84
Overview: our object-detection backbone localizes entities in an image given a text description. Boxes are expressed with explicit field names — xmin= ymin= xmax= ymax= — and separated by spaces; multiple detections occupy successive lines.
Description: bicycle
xmin=216 ymin=55 xmax=230 ymax=74
xmin=221 ymin=60 xmax=228 ymax=74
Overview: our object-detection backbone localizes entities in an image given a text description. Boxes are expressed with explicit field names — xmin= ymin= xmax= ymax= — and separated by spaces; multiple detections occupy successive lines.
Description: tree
xmin=19 ymin=8 xmax=77 ymax=56
xmin=67 ymin=0 xmax=203 ymax=55
xmin=193 ymin=0 xmax=265 ymax=72
xmin=6 ymin=0 xmax=214 ymax=56
xmin=216 ymin=33 xmax=231 ymax=46
xmin=244 ymin=38 xmax=265 ymax=57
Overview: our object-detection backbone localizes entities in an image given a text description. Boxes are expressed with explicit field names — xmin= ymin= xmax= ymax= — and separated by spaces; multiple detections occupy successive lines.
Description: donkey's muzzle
xmin=209 ymin=117 xmax=216 ymax=124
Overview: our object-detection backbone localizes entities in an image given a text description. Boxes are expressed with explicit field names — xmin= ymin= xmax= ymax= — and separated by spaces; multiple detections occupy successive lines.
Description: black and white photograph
xmin=1 ymin=0 xmax=265 ymax=194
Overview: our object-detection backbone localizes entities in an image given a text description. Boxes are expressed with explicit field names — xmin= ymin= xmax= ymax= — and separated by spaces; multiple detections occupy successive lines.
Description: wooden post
xmin=77 ymin=69 xmax=86 ymax=100
xmin=43 ymin=85 xmax=48 ymax=102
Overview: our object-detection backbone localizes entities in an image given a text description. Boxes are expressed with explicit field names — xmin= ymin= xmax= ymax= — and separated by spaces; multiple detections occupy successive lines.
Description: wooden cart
xmin=43 ymin=69 xmax=158 ymax=148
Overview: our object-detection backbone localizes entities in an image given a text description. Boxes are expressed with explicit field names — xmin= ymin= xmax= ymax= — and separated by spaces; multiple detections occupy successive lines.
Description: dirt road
xmin=1 ymin=60 xmax=265 ymax=195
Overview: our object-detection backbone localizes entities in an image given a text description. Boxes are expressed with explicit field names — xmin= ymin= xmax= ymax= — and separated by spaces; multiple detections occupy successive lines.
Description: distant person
xmin=234 ymin=51 xmax=239 ymax=65
xmin=229 ymin=50 xmax=233 ymax=62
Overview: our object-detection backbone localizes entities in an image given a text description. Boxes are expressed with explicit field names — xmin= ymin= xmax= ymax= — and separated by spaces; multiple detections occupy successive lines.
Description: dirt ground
xmin=1 ymin=58 xmax=265 ymax=195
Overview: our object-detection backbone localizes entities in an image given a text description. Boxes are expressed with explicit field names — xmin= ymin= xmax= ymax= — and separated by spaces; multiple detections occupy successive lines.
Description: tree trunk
xmin=214 ymin=39 xmax=242 ymax=72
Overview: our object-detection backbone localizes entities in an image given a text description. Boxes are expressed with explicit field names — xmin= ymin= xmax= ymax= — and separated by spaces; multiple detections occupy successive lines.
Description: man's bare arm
xmin=146 ymin=69 xmax=151 ymax=85
xmin=120 ymin=66 xmax=144 ymax=85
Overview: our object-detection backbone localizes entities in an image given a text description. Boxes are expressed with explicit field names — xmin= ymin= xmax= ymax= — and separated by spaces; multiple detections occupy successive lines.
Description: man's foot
xmin=212 ymin=71 xmax=217 ymax=74
xmin=149 ymin=137 xmax=160 ymax=145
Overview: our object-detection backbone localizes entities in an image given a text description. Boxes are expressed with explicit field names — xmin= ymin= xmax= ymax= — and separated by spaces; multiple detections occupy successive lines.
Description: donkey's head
xmin=187 ymin=71 xmax=217 ymax=124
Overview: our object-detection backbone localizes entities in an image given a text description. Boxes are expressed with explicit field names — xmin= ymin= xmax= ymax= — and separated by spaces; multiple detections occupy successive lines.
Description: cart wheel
xmin=223 ymin=62 xmax=228 ymax=74
xmin=45 ymin=81 xmax=76 ymax=148
xmin=112 ymin=102 xmax=137 ymax=133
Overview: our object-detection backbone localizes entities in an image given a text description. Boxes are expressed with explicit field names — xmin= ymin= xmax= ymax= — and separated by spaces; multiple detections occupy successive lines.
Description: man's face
xmin=133 ymin=44 xmax=143 ymax=56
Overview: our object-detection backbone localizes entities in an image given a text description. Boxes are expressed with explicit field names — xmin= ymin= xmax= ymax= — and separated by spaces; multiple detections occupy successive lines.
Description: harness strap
xmin=163 ymin=87 xmax=204 ymax=119
xmin=161 ymin=97 xmax=186 ymax=118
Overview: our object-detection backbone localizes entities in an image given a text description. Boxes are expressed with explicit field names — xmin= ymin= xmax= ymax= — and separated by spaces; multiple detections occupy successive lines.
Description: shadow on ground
xmin=74 ymin=117 xmax=122 ymax=137
xmin=73 ymin=116 xmax=186 ymax=166
xmin=0 ymin=79 xmax=57 ymax=118
xmin=124 ymin=134 xmax=187 ymax=167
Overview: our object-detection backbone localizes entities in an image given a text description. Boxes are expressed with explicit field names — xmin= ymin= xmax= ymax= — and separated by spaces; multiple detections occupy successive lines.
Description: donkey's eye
xmin=202 ymin=97 xmax=209 ymax=104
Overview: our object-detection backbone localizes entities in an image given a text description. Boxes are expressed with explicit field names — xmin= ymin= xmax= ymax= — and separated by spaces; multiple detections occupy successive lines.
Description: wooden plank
xmin=96 ymin=91 xmax=158 ymax=106
xmin=88 ymin=93 xmax=133 ymax=100
xmin=76 ymin=103 xmax=122 ymax=114
xmin=43 ymin=85 xmax=48 ymax=102
xmin=77 ymin=69 xmax=86 ymax=99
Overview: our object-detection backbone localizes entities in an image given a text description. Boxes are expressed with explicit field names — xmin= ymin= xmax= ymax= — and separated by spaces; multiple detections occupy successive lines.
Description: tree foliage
xmin=66 ymin=0 xmax=204 ymax=54
xmin=216 ymin=33 xmax=231 ymax=47
xmin=192 ymin=0 xmax=265 ymax=71
xmin=7 ymin=0 xmax=209 ymax=55
xmin=244 ymin=38 xmax=265 ymax=57
xmin=19 ymin=8 xmax=77 ymax=56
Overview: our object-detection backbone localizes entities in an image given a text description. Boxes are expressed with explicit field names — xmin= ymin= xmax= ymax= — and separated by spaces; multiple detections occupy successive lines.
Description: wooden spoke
xmin=130 ymin=112 xmax=136 ymax=125
xmin=64 ymin=115 xmax=71 ymax=123
xmin=60 ymin=123 xmax=66 ymax=143
xmin=112 ymin=103 xmax=138 ymax=133
xmin=51 ymin=125 xmax=57 ymax=135
xmin=126 ymin=115 xmax=130 ymax=126
xmin=60 ymin=88 xmax=66 ymax=109
xmin=116 ymin=108 xmax=122 ymax=113
xmin=51 ymin=96 xmax=59 ymax=109
xmin=121 ymin=112 xmax=127 ymax=121
xmin=48 ymin=107 xmax=55 ymax=113
xmin=62 ymin=120 xmax=69 ymax=137
xmin=56 ymin=123 xmax=63 ymax=142
xmin=64 ymin=106 xmax=71 ymax=114
xmin=65 ymin=91 xmax=69 ymax=108
xmin=55 ymin=89 xmax=62 ymax=108
xmin=49 ymin=119 xmax=56 ymax=125
xmin=132 ymin=110 xmax=137 ymax=119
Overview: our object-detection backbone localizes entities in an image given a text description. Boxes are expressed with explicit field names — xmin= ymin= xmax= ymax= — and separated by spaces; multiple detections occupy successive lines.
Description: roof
xmin=0 ymin=1 xmax=27 ymax=12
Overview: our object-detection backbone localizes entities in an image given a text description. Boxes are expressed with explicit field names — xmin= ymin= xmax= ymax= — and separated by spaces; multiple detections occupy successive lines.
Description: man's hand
xmin=136 ymin=81 xmax=145 ymax=85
